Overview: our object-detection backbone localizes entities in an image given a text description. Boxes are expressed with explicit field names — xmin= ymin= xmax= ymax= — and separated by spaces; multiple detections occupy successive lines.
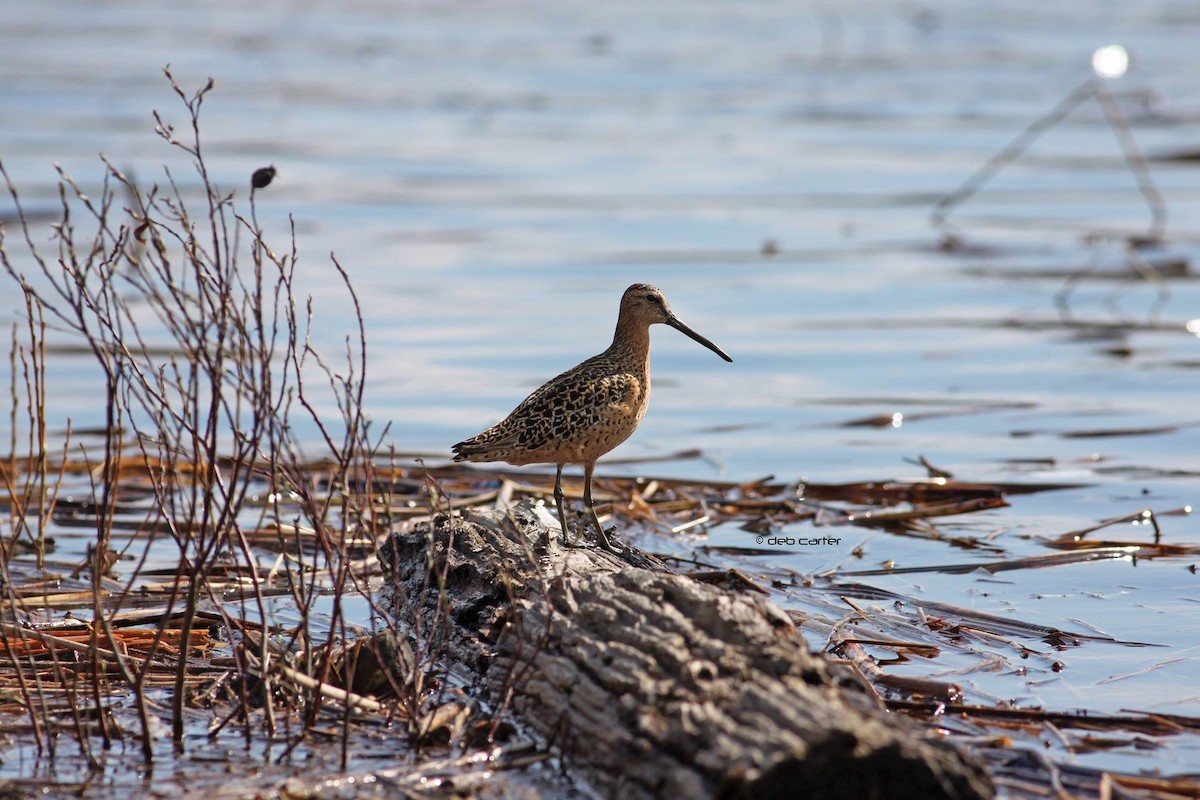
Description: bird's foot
xmin=594 ymin=526 xmax=623 ymax=555
xmin=558 ymin=524 xmax=620 ymax=553
xmin=558 ymin=522 xmax=591 ymax=549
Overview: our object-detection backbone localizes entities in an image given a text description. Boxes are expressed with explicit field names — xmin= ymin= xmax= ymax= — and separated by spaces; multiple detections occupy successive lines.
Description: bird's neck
xmin=609 ymin=317 xmax=651 ymax=364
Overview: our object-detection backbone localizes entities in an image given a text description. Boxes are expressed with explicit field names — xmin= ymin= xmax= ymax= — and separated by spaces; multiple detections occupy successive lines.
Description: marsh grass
xmin=0 ymin=69 xmax=405 ymax=770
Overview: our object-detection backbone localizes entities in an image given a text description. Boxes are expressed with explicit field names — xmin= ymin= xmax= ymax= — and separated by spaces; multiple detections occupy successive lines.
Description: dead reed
xmin=0 ymin=69 xmax=404 ymax=769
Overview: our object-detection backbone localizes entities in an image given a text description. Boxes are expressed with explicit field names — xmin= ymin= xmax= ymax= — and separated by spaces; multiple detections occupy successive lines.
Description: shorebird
xmin=452 ymin=283 xmax=732 ymax=552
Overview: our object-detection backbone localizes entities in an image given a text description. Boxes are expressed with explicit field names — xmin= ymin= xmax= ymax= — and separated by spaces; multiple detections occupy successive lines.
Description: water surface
xmin=2 ymin=0 xmax=1199 ymax=787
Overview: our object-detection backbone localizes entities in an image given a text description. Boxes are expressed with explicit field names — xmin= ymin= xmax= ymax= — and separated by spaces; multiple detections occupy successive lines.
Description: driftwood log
xmin=377 ymin=501 xmax=993 ymax=800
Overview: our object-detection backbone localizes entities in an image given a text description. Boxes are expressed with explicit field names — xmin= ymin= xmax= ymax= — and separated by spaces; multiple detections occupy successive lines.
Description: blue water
xmin=3 ymin=0 xmax=1199 ymax=785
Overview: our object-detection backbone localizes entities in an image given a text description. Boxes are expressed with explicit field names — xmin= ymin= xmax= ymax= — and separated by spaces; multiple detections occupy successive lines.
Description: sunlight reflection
xmin=1092 ymin=44 xmax=1129 ymax=79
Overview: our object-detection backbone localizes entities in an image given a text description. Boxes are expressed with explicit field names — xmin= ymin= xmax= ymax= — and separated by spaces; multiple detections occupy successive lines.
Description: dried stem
xmin=0 ymin=67 xmax=387 ymax=765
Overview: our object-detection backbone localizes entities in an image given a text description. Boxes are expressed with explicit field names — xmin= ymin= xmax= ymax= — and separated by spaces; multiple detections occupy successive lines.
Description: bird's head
xmin=619 ymin=283 xmax=732 ymax=362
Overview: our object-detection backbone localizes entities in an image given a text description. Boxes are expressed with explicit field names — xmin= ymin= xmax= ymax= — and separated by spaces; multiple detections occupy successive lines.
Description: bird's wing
xmin=498 ymin=365 xmax=641 ymax=451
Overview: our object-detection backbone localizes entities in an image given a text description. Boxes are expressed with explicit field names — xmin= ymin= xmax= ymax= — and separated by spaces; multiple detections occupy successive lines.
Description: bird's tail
xmin=451 ymin=439 xmax=484 ymax=462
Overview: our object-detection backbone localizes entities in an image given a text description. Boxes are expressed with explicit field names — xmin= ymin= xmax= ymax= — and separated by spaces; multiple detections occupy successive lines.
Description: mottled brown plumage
xmin=453 ymin=283 xmax=732 ymax=552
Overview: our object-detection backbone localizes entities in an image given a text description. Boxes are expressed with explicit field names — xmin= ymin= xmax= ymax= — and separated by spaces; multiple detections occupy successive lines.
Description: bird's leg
xmin=583 ymin=462 xmax=619 ymax=553
xmin=552 ymin=463 xmax=568 ymax=548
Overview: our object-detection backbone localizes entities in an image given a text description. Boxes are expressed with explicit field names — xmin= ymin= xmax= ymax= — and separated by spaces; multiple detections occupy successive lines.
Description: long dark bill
xmin=666 ymin=316 xmax=733 ymax=362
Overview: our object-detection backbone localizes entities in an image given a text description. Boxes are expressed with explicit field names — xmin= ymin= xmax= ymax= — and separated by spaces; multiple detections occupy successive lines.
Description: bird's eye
xmin=645 ymin=294 xmax=659 ymax=303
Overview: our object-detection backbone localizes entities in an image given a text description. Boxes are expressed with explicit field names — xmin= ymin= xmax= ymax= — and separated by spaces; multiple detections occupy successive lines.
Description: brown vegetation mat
xmin=4 ymin=453 xmax=1196 ymax=797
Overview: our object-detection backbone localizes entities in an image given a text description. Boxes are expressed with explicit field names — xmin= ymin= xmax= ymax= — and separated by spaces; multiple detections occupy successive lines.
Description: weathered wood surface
xmin=378 ymin=501 xmax=994 ymax=800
